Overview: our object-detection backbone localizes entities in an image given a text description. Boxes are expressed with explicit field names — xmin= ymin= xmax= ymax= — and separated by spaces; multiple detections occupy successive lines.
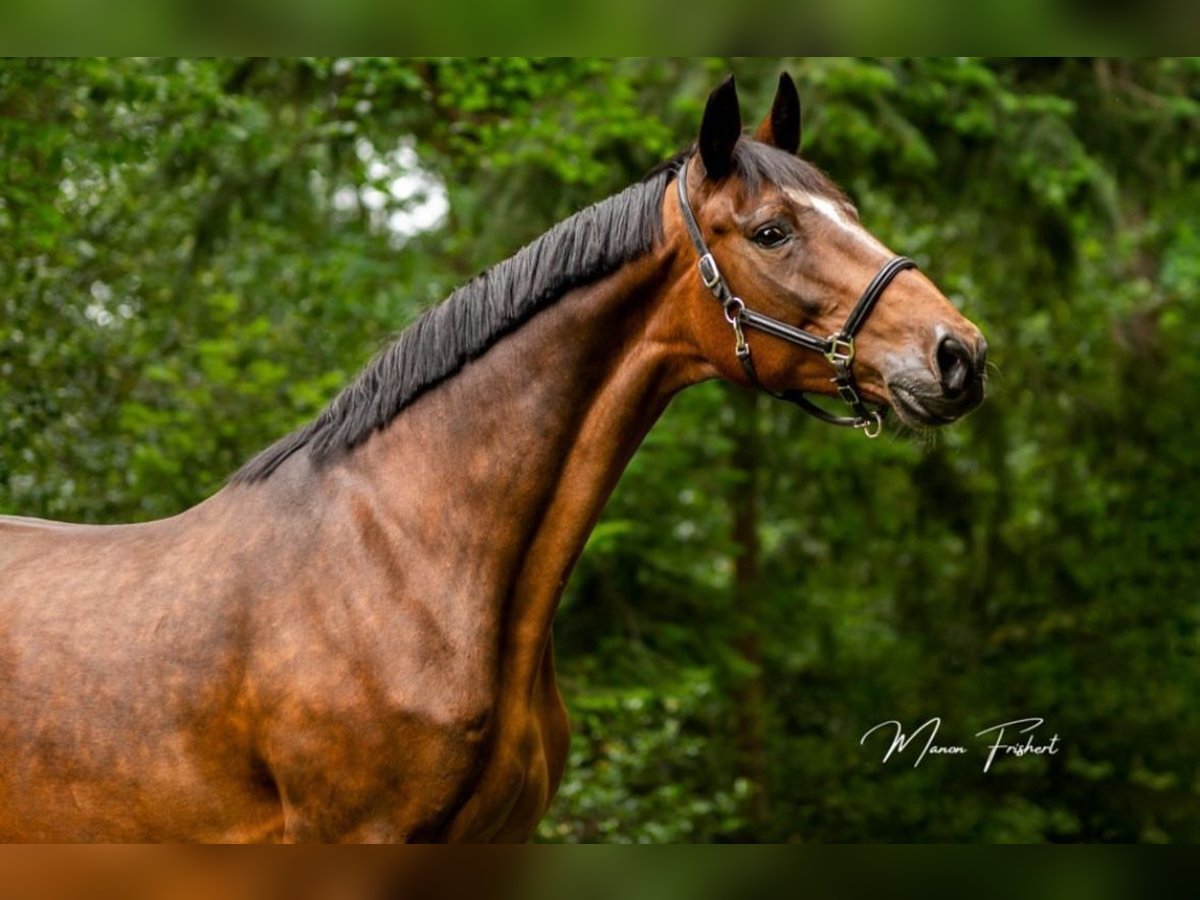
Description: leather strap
xmin=675 ymin=157 xmax=916 ymax=438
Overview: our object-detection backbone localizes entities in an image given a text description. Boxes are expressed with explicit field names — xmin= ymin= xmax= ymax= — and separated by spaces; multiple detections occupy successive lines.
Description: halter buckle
xmin=825 ymin=335 xmax=855 ymax=365
xmin=835 ymin=380 xmax=861 ymax=407
xmin=698 ymin=253 xmax=721 ymax=291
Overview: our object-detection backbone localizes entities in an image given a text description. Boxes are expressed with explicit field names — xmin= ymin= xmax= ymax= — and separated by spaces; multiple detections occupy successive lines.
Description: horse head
xmin=671 ymin=74 xmax=987 ymax=430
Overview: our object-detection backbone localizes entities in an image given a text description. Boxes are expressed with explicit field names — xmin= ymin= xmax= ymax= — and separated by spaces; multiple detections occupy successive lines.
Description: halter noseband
xmin=676 ymin=157 xmax=917 ymax=438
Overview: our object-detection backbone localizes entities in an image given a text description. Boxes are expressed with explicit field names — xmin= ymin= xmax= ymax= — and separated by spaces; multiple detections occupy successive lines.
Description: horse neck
xmin=324 ymin=244 xmax=697 ymax=676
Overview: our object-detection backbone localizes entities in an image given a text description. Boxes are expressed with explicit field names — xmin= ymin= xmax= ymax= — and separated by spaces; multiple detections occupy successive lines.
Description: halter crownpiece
xmin=675 ymin=156 xmax=917 ymax=438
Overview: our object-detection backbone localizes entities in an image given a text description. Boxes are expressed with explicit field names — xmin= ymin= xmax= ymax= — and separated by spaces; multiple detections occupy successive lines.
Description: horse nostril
xmin=936 ymin=335 xmax=973 ymax=398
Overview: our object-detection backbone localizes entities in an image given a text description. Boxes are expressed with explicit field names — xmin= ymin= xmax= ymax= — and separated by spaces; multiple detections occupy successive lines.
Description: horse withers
xmin=0 ymin=74 xmax=985 ymax=841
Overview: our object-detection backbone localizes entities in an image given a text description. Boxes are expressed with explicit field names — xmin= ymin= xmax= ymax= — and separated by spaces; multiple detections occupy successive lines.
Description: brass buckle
xmin=825 ymin=335 xmax=855 ymax=365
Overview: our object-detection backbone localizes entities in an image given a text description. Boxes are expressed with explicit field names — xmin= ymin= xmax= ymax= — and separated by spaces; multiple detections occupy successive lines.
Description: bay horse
xmin=0 ymin=74 xmax=986 ymax=841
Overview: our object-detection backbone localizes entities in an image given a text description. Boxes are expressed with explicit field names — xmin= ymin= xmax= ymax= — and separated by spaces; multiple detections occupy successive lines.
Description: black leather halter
xmin=676 ymin=157 xmax=917 ymax=438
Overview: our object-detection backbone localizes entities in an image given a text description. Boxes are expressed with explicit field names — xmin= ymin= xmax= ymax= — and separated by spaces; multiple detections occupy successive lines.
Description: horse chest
xmin=250 ymin=639 xmax=568 ymax=842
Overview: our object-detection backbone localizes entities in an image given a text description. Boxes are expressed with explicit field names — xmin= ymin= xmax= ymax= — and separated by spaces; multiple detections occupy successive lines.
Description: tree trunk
xmin=727 ymin=386 xmax=770 ymax=834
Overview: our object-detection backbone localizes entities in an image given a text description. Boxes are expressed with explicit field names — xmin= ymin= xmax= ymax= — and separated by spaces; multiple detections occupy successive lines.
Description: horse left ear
xmin=754 ymin=72 xmax=802 ymax=155
xmin=699 ymin=76 xmax=742 ymax=180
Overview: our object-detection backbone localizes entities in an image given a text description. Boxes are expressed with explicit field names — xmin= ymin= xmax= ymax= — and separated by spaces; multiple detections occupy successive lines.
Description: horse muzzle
xmin=886 ymin=333 xmax=987 ymax=427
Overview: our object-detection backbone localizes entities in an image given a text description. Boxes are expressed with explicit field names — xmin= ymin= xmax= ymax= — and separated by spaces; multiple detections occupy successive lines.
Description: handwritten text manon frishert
xmin=860 ymin=717 xmax=1061 ymax=772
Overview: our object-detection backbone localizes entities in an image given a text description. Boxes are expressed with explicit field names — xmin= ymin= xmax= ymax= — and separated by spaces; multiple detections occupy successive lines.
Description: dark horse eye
xmin=752 ymin=224 xmax=790 ymax=249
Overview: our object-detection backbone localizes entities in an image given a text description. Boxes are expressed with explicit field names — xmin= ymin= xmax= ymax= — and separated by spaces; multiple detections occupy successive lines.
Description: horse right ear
xmin=699 ymin=76 xmax=741 ymax=180
xmin=754 ymin=72 xmax=802 ymax=155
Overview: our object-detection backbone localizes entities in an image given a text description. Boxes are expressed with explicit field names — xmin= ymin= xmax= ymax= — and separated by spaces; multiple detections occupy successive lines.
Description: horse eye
xmin=752 ymin=224 xmax=790 ymax=249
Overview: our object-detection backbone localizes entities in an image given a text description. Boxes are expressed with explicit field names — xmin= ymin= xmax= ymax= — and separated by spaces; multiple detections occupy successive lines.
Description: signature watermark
xmin=860 ymin=717 xmax=1061 ymax=772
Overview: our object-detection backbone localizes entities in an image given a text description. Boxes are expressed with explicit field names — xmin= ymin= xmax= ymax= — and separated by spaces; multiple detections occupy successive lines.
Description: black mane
xmin=232 ymin=142 xmax=845 ymax=484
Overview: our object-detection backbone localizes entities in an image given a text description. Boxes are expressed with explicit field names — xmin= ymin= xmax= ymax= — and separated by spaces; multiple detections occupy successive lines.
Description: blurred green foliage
xmin=2 ymin=58 xmax=1199 ymax=842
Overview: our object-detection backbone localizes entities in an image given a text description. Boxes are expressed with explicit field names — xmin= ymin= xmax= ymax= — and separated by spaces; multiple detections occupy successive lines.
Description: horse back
xmin=0 ymin=504 xmax=280 ymax=840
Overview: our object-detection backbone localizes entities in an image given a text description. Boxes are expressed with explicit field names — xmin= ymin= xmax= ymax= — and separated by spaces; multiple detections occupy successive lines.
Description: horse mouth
xmin=887 ymin=382 xmax=971 ymax=428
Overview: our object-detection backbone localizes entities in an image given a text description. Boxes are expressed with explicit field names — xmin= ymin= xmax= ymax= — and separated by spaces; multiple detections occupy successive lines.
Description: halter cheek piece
xmin=676 ymin=157 xmax=917 ymax=439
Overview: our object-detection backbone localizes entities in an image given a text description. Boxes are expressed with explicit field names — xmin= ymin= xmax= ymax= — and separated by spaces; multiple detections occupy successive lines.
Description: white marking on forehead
xmin=784 ymin=187 xmax=891 ymax=255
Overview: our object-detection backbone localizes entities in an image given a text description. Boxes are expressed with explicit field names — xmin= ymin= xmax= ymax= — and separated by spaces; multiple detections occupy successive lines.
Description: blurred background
xmin=1 ymin=58 xmax=1198 ymax=842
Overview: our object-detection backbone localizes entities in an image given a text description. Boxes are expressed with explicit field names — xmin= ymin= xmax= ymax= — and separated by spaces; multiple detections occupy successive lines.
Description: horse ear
xmin=699 ymin=76 xmax=741 ymax=180
xmin=754 ymin=72 xmax=802 ymax=155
